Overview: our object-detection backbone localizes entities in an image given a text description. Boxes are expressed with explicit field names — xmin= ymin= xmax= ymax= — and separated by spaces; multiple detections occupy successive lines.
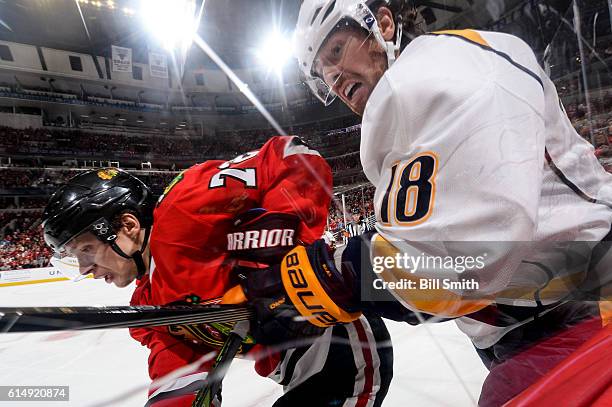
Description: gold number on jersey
xmin=380 ymin=152 xmax=438 ymax=226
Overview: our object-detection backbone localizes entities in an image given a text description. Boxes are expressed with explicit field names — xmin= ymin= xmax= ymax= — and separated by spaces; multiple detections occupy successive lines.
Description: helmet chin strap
xmin=369 ymin=12 xmax=403 ymax=69
xmin=384 ymin=22 xmax=403 ymax=67
xmin=110 ymin=227 xmax=151 ymax=279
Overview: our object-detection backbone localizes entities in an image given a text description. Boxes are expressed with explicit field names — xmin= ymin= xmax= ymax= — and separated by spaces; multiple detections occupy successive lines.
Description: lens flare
xmin=256 ymin=30 xmax=294 ymax=75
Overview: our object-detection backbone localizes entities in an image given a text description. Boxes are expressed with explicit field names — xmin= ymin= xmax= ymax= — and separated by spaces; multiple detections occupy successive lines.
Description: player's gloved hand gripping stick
xmin=226 ymin=209 xmax=363 ymax=345
xmin=234 ymin=240 xmax=361 ymax=343
xmin=226 ymin=209 xmax=361 ymax=344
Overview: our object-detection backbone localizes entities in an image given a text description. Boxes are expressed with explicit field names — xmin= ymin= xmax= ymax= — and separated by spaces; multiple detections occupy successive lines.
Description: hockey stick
xmin=0 ymin=304 xmax=252 ymax=333
xmin=191 ymin=321 xmax=249 ymax=407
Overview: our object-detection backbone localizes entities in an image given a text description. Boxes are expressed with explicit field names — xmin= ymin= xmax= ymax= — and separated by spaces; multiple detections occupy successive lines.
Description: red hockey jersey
xmin=129 ymin=136 xmax=332 ymax=405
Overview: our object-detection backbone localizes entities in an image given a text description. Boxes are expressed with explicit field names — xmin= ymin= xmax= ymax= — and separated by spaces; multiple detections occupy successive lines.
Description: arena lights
xmin=256 ymin=30 xmax=294 ymax=75
xmin=139 ymin=0 xmax=198 ymax=51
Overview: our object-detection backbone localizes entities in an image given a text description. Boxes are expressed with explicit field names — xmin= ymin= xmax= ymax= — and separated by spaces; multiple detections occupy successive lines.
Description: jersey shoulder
xmin=366 ymin=29 xmax=541 ymax=123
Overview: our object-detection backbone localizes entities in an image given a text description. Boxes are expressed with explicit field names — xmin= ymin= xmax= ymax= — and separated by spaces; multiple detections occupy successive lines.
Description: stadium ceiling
xmin=0 ymin=0 xmax=529 ymax=70
xmin=0 ymin=0 xmax=301 ymax=69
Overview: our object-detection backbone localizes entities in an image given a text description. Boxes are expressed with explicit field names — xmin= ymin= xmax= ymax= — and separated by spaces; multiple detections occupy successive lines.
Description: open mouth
xmin=343 ymin=81 xmax=362 ymax=101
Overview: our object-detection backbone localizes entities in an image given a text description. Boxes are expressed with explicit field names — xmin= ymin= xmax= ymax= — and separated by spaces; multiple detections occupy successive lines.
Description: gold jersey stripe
xmin=430 ymin=29 xmax=490 ymax=47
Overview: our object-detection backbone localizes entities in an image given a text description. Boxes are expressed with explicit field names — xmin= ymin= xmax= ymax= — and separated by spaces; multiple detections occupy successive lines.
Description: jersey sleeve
xmin=259 ymin=136 xmax=333 ymax=244
xmin=362 ymin=33 xmax=547 ymax=316
xmin=130 ymin=327 xmax=215 ymax=407
xmin=129 ymin=281 xmax=216 ymax=407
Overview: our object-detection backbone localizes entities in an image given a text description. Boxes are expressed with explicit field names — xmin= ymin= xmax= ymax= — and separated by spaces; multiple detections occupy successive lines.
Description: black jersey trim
xmin=545 ymin=148 xmax=612 ymax=209
xmin=144 ymin=378 xmax=207 ymax=406
xmin=278 ymin=346 xmax=310 ymax=386
xmin=427 ymin=32 xmax=544 ymax=90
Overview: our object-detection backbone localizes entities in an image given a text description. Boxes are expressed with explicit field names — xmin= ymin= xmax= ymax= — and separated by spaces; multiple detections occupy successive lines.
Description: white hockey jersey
xmin=360 ymin=29 xmax=612 ymax=348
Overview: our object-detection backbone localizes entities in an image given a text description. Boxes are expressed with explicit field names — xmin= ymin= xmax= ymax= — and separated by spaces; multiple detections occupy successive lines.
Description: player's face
xmin=314 ymin=28 xmax=387 ymax=115
xmin=313 ymin=28 xmax=387 ymax=115
xmin=65 ymin=232 xmax=138 ymax=288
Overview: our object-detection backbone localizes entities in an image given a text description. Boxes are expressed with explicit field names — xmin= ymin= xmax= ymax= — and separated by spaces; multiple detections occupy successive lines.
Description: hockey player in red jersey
xmin=42 ymin=136 xmax=393 ymax=407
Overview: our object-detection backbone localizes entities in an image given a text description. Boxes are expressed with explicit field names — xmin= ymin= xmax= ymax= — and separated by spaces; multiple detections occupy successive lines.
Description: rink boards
xmin=0 ymin=267 xmax=69 ymax=287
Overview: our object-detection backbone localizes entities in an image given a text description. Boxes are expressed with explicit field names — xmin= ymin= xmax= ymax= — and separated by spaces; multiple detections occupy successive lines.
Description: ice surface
xmin=0 ymin=279 xmax=487 ymax=406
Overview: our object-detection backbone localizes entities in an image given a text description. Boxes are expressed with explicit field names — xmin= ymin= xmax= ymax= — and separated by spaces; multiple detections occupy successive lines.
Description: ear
xmin=119 ymin=213 xmax=142 ymax=239
xmin=376 ymin=7 xmax=396 ymax=42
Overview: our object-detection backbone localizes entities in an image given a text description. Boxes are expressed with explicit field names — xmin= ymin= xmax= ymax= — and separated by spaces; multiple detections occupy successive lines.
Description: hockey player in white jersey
xmin=231 ymin=1 xmax=612 ymax=406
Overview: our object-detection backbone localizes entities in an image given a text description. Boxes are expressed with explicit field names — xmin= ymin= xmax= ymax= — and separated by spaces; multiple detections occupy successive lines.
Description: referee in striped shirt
xmin=346 ymin=211 xmax=364 ymax=237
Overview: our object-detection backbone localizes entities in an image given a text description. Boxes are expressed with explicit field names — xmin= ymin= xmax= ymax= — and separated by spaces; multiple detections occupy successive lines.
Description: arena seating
xmin=0 ymin=210 xmax=50 ymax=270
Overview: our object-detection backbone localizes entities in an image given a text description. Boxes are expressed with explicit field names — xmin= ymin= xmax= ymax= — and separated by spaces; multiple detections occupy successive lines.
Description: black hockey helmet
xmin=42 ymin=168 xmax=155 ymax=276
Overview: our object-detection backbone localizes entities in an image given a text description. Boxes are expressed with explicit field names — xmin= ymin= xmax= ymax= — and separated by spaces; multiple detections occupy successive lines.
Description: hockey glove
xmin=233 ymin=263 xmax=326 ymax=345
xmin=227 ymin=208 xmax=301 ymax=264
xmin=226 ymin=208 xmax=323 ymax=344
xmin=234 ymin=239 xmax=363 ymax=345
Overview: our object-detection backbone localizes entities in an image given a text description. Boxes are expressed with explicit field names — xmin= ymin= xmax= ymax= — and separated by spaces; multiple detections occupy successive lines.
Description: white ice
xmin=0 ymin=279 xmax=487 ymax=406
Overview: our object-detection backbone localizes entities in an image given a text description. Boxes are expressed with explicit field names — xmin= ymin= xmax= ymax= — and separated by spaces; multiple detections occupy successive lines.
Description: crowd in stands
xmin=565 ymin=93 xmax=612 ymax=123
xmin=0 ymin=210 xmax=51 ymax=270
xmin=0 ymin=82 xmax=322 ymax=116
xmin=0 ymin=126 xmax=208 ymax=161
xmin=0 ymin=168 xmax=68 ymax=191
xmin=0 ymin=168 xmax=180 ymax=195
xmin=0 ymin=197 xmax=47 ymax=209
xmin=565 ymin=94 xmax=612 ymax=163
xmin=210 ymin=116 xmax=360 ymax=158
xmin=0 ymin=118 xmax=362 ymax=166
xmin=328 ymin=152 xmax=361 ymax=173
xmin=140 ymin=172 xmax=180 ymax=191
